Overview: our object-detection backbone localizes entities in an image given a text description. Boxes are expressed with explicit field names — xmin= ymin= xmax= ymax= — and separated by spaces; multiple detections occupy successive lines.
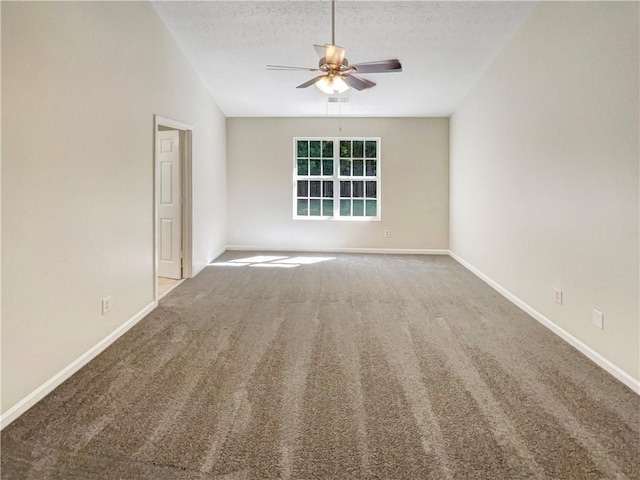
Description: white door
xmin=157 ymin=129 xmax=182 ymax=279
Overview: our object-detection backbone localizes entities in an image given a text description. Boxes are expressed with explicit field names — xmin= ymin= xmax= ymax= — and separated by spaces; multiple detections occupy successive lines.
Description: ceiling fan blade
xmin=267 ymin=65 xmax=321 ymax=71
xmin=296 ymin=75 xmax=328 ymax=89
xmin=350 ymin=60 xmax=402 ymax=74
xmin=343 ymin=74 xmax=376 ymax=91
xmin=325 ymin=44 xmax=345 ymax=66
xmin=313 ymin=44 xmax=326 ymax=58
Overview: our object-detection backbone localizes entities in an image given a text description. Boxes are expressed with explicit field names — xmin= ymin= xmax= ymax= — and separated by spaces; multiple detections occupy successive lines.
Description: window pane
xmin=352 ymin=199 xmax=364 ymax=216
xmin=340 ymin=181 xmax=351 ymax=197
xmin=297 ymin=140 xmax=309 ymax=157
xmin=309 ymin=199 xmax=321 ymax=216
xmin=310 ymin=181 xmax=321 ymax=198
xmin=365 ymin=181 xmax=376 ymax=198
xmin=353 ymin=181 xmax=364 ymax=198
xmin=309 ymin=159 xmax=321 ymax=175
xmin=297 ymin=159 xmax=308 ymax=176
xmin=323 ymin=181 xmax=333 ymax=198
xmin=340 ymin=140 xmax=351 ymax=158
xmin=365 ymin=141 xmax=376 ymax=158
xmin=366 ymin=199 xmax=377 ymax=216
xmin=366 ymin=160 xmax=377 ymax=176
xmin=297 ymin=180 xmax=308 ymax=197
xmin=340 ymin=199 xmax=351 ymax=216
xmin=295 ymin=138 xmax=380 ymax=221
xmin=353 ymin=160 xmax=364 ymax=176
xmin=322 ymin=140 xmax=333 ymax=157
xmin=340 ymin=159 xmax=351 ymax=176
xmin=309 ymin=140 xmax=321 ymax=157
xmin=353 ymin=140 xmax=364 ymax=158
xmin=297 ymin=199 xmax=308 ymax=216
xmin=323 ymin=199 xmax=333 ymax=216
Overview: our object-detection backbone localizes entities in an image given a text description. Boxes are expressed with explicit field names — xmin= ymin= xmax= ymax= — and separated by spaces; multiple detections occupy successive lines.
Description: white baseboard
xmin=226 ymin=245 xmax=449 ymax=255
xmin=5 ymin=249 xmax=635 ymax=431
xmin=448 ymin=250 xmax=640 ymax=394
xmin=210 ymin=246 xmax=228 ymax=262
xmin=192 ymin=263 xmax=207 ymax=277
xmin=1 ymin=301 xmax=157 ymax=430
xmin=192 ymin=247 xmax=227 ymax=277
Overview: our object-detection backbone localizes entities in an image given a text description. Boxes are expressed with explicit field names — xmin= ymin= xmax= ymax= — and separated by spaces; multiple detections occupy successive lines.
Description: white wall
xmin=450 ymin=2 xmax=639 ymax=381
xmin=2 ymin=1 xmax=227 ymax=415
xmin=227 ymin=117 xmax=449 ymax=251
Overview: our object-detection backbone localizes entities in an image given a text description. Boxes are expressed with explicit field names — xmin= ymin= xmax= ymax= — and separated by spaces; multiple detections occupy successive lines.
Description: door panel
xmin=157 ymin=129 xmax=181 ymax=279
xmin=160 ymin=219 xmax=173 ymax=261
xmin=160 ymin=162 xmax=173 ymax=204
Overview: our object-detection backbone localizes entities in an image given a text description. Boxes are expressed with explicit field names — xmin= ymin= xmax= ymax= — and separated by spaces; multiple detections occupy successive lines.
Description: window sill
xmin=293 ymin=216 xmax=381 ymax=222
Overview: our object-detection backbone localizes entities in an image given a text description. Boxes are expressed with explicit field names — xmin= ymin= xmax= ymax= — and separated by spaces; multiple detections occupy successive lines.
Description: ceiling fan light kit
xmin=267 ymin=0 xmax=402 ymax=95
xmin=316 ymin=75 xmax=349 ymax=94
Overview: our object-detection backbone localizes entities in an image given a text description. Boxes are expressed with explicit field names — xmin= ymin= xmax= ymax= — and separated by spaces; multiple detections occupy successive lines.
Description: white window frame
xmin=293 ymin=137 xmax=381 ymax=221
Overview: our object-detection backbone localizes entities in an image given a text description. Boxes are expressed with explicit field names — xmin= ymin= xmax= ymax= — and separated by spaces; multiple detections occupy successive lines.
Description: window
xmin=294 ymin=138 xmax=380 ymax=220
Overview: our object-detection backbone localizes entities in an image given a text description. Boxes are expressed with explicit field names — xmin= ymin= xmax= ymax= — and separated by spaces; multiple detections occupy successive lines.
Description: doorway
xmin=154 ymin=115 xmax=193 ymax=299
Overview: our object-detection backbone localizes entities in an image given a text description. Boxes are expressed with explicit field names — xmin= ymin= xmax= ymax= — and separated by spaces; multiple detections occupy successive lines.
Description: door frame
xmin=153 ymin=115 xmax=194 ymax=300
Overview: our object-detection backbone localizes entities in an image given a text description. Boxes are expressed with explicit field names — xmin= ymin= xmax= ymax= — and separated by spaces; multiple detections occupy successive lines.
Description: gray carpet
xmin=2 ymin=252 xmax=638 ymax=479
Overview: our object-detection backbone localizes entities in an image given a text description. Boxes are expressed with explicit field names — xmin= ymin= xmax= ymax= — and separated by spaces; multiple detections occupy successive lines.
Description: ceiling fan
xmin=267 ymin=0 xmax=402 ymax=94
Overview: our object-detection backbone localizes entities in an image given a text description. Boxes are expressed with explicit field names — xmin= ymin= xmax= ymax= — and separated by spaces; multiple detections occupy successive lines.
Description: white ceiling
xmin=152 ymin=1 xmax=537 ymax=117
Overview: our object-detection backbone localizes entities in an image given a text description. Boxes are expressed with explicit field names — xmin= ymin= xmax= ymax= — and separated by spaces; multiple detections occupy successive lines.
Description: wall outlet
xmin=102 ymin=296 xmax=112 ymax=315
xmin=592 ymin=309 xmax=604 ymax=329
xmin=553 ymin=288 xmax=563 ymax=305
xmin=383 ymin=229 xmax=391 ymax=238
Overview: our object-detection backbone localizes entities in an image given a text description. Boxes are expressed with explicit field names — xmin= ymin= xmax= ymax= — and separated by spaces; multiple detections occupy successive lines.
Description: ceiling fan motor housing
xmin=319 ymin=58 xmax=350 ymax=73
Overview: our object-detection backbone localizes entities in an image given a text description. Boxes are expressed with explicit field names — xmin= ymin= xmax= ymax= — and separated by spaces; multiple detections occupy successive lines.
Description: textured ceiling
xmin=152 ymin=1 xmax=537 ymax=117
